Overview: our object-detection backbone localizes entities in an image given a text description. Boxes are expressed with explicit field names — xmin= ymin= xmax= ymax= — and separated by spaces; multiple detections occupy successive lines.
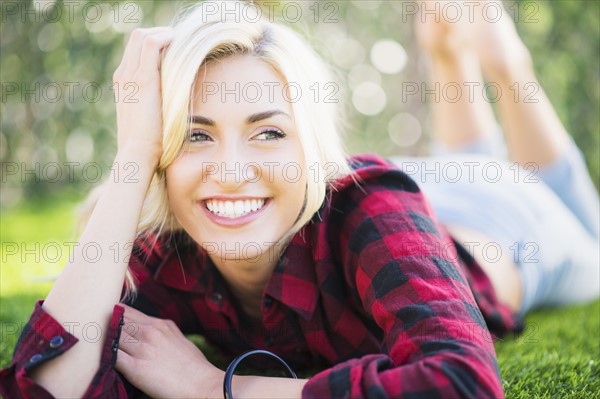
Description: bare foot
xmin=414 ymin=1 xmax=474 ymax=60
xmin=470 ymin=0 xmax=533 ymax=79
xmin=414 ymin=0 xmax=532 ymax=76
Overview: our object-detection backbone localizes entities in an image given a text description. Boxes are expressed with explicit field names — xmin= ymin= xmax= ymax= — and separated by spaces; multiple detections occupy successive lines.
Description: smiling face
xmin=166 ymin=55 xmax=307 ymax=268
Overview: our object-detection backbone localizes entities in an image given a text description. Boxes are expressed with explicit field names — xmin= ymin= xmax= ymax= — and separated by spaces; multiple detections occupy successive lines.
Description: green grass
xmin=1 ymin=199 xmax=599 ymax=398
xmin=495 ymin=301 xmax=600 ymax=398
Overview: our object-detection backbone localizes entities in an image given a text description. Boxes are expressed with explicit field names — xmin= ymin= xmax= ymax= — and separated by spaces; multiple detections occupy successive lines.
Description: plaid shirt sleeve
xmin=0 ymin=236 xmax=199 ymax=398
xmin=0 ymin=301 xmax=133 ymax=398
xmin=302 ymin=155 xmax=505 ymax=398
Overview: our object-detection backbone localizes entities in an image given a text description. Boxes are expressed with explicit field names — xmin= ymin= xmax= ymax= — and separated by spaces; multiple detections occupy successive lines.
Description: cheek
xmin=165 ymin=167 xmax=180 ymax=200
xmin=284 ymin=170 xmax=307 ymax=214
xmin=281 ymin=141 xmax=306 ymax=189
xmin=165 ymin=155 xmax=202 ymax=193
xmin=165 ymin=161 xmax=194 ymax=210
xmin=164 ymin=170 xmax=182 ymax=218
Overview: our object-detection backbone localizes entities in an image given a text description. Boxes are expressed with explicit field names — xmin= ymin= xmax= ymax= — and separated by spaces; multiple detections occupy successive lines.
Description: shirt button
xmin=263 ymin=296 xmax=273 ymax=308
xmin=49 ymin=336 xmax=64 ymax=349
xmin=211 ymin=292 xmax=223 ymax=305
xmin=29 ymin=354 xmax=43 ymax=364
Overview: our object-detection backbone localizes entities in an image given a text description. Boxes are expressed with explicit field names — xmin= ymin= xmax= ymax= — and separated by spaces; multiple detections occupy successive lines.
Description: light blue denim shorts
xmin=390 ymin=135 xmax=599 ymax=318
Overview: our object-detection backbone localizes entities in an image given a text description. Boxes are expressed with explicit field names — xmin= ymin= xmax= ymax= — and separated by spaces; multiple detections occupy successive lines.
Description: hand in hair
xmin=112 ymin=27 xmax=174 ymax=166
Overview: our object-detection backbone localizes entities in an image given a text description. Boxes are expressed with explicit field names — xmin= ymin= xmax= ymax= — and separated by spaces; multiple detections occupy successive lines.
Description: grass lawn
xmin=1 ymin=198 xmax=599 ymax=398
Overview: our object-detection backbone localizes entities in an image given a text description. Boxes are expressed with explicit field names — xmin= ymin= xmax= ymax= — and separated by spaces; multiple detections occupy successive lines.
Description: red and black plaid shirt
xmin=1 ymin=154 xmax=523 ymax=398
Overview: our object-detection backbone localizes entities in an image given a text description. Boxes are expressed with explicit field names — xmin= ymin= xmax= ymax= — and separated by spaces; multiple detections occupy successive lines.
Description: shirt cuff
xmin=13 ymin=300 xmax=125 ymax=370
xmin=4 ymin=300 xmax=126 ymax=398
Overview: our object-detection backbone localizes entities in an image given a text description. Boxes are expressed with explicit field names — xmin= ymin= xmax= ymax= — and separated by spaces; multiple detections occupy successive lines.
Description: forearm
xmin=203 ymin=369 xmax=308 ymax=399
xmin=30 ymin=149 xmax=157 ymax=398
xmin=233 ymin=376 xmax=308 ymax=399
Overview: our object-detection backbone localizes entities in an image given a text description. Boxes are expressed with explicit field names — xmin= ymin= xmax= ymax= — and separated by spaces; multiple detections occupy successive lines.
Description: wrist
xmin=116 ymin=141 xmax=162 ymax=167
xmin=103 ymin=152 xmax=158 ymax=192
xmin=202 ymin=367 xmax=225 ymax=399
xmin=231 ymin=375 xmax=309 ymax=399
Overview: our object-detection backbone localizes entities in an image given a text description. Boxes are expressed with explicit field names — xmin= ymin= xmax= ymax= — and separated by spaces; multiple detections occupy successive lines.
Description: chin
xmin=196 ymin=236 xmax=273 ymax=262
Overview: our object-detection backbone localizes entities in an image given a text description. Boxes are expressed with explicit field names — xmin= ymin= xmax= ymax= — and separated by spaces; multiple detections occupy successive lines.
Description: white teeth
xmin=234 ymin=200 xmax=244 ymax=216
xmin=205 ymin=198 xmax=266 ymax=218
xmin=225 ymin=202 xmax=234 ymax=215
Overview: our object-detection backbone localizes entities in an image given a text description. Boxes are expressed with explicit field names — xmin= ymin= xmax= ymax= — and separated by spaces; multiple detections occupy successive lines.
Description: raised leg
xmin=471 ymin=0 xmax=571 ymax=168
xmin=472 ymin=0 xmax=599 ymax=238
xmin=415 ymin=1 xmax=499 ymax=153
xmin=416 ymin=0 xmax=599 ymax=238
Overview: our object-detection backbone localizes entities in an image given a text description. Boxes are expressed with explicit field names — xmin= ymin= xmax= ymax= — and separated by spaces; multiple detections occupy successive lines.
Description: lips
xmin=204 ymin=198 xmax=267 ymax=218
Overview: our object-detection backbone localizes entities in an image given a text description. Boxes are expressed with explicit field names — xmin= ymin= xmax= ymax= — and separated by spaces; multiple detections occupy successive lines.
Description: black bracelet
xmin=223 ymin=349 xmax=297 ymax=399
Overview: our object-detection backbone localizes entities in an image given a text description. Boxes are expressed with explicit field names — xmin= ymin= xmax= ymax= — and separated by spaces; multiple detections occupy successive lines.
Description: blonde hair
xmin=81 ymin=1 xmax=354 ymax=301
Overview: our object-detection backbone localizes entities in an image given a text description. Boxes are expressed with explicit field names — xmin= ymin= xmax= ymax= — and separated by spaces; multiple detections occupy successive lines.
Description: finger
xmin=137 ymin=29 xmax=175 ymax=77
xmin=121 ymin=27 xmax=169 ymax=63
xmin=116 ymin=27 xmax=168 ymax=78
xmin=124 ymin=28 xmax=174 ymax=78
xmin=119 ymin=322 xmax=142 ymax=356
xmin=120 ymin=303 xmax=157 ymax=324
xmin=118 ymin=27 xmax=171 ymax=78
xmin=115 ymin=348 xmax=135 ymax=375
xmin=120 ymin=308 xmax=154 ymax=339
xmin=120 ymin=317 xmax=140 ymax=342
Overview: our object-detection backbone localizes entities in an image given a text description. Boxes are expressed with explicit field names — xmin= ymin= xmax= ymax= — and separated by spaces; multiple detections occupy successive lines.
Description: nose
xmin=219 ymin=160 xmax=246 ymax=188
xmin=204 ymin=137 xmax=256 ymax=189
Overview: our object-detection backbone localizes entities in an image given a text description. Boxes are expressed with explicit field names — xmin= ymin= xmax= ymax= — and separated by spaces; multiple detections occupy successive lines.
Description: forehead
xmin=192 ymin=55 xmax=293 ymax=116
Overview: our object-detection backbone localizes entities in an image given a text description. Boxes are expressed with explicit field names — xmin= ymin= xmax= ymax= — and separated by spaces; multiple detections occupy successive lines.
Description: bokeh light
xmin=352 ymin=82 xmax=387 ymax=116
xmin=66 ymin=128 xmax=95 ymax=164
xmin=347 ymin=64 xmax=382 ymax=88
xmin=331 ymin=37 xmax=366 ymax=69
xmin=351 ymin=1 xmax=382 ymax=11
xmin=37 ymin=23 xmax=64 ymax=52
xmin=388 ymin=113 xmax=422 ymax=147
xmin=370 ymin=40 xmax=407 ymax=74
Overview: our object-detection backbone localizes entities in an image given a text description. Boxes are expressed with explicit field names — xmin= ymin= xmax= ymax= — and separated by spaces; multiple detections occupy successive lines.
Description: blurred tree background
xmin=1 ymin=0 xmax=599 ymax=208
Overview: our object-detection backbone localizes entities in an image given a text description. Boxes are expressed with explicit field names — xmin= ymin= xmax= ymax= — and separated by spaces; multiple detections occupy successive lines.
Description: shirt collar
xmin=152 ymin=237 xmax=213 ymax=294
xmin=152 ymin=226 xmax=320 ymax=320
xmin=263 ymin=226 xmax=320 ymax=320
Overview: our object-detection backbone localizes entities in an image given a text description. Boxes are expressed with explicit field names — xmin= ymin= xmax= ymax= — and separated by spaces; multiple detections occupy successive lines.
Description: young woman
xmin=1 ymin=1 xmax=598 ymax=398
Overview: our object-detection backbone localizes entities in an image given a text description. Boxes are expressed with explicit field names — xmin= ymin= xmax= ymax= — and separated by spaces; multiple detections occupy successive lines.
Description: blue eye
xmin=188 ymin=131 xmax=212 ymax=142
xmin=255 ymin=129 xmax=286 ymax=141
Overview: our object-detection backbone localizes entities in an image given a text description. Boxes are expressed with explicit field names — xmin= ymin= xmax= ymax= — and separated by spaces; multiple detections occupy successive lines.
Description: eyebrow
xmin=189 ymin=110 xmax=291 ymax=126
